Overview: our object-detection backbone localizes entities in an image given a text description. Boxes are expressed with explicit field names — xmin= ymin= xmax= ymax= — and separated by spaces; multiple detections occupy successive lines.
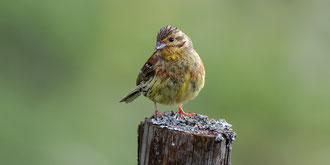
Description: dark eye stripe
xmin=175 ymin=36 xmax=184 ymax=41
xmin=177 ymin=41 xmax=186 ymax=48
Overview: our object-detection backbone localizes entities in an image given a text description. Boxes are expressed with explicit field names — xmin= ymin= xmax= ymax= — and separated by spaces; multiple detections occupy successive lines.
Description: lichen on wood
xmin=138 ymin=112 xmax=236 ymax=165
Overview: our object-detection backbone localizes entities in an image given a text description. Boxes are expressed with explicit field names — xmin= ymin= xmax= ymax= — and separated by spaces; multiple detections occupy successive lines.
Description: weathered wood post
xmin=138 ymin=112 xmax=236 ymax=165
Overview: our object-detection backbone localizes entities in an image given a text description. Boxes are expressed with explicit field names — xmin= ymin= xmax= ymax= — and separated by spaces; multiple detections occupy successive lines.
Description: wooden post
xmin=138 ymin=112 xmax=236 ymax=165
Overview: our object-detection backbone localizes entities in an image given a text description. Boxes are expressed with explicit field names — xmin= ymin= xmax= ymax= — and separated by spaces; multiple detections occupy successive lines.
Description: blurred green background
xmin=1 ymin=0 xmax=330 ymax=165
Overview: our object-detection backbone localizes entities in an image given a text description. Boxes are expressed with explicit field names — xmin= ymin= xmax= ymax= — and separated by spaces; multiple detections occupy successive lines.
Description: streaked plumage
xmin=120 ymin=25 xmax=205 ymax=116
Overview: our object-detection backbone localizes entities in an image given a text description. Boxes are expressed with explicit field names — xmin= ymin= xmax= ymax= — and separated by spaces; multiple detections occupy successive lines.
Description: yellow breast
xmin=147 ymin=71 xmax=204 ymax=105
xmin=146 ymin=50 xmax=205 ymax=105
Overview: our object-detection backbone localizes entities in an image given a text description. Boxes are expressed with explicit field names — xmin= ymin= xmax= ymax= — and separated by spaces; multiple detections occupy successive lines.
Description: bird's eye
xmin=169 ymin=37 xmax=174 ymax=42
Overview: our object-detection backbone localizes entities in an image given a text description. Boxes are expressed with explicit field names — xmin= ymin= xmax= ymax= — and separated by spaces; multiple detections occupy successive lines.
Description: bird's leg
xmin=178 ymin=105 xmax=195 ymax=117
xmin=152 ymin=102 xmax=164 ymax=116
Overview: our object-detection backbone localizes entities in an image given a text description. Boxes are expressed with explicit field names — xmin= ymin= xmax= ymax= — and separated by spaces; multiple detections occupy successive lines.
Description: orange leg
xmin=152 ymin=101 xmax=164 ymax=116
xmin=178 ymin=105 xmax=195 ymax=117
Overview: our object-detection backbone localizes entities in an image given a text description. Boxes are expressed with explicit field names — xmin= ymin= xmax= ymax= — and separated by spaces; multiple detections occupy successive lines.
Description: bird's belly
xmin=146 ymin=74 xmax=204 ymax=105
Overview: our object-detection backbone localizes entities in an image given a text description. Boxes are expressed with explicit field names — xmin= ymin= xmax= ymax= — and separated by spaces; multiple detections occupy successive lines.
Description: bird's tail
xmin=120 ymin=86 xmax=142 ymax=103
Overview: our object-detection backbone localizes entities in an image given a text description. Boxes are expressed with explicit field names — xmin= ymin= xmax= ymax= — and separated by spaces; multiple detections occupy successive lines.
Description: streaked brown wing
xmin=136 ymin=52 xmax=158 ymax=86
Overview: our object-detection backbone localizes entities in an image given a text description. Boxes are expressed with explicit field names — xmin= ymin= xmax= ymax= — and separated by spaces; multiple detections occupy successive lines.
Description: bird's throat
xmin=161 ymin=52 xmax=181 ymax=61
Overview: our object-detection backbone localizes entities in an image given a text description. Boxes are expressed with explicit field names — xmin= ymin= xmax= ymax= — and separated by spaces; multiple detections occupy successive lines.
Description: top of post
xmin=149 ymin=111 xmax=236 ymax=143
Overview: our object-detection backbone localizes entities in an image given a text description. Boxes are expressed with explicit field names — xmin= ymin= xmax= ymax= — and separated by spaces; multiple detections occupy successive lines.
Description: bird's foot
xmin=178 ymin=111 xmax=196 ymax=117
xmin=152 ymin=109 xmax=165 ymax=117
xmin=178 ymin=106 xmax=196 ymax=117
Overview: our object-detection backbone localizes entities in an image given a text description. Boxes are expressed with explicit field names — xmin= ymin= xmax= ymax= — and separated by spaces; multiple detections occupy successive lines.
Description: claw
xmin=152 ymin=111 xmax=165 ymax=117
xmin=178 ymin=105 xmax=195 ymax=117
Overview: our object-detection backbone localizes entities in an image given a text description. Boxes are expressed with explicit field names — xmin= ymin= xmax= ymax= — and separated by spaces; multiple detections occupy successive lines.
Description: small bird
xmin=120 ymin=25 xmax=205 ymax=116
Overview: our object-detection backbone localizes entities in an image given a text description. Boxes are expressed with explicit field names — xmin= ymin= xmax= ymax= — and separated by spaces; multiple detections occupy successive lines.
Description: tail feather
xmin=120 ymin=86 xmax=142 ymax=103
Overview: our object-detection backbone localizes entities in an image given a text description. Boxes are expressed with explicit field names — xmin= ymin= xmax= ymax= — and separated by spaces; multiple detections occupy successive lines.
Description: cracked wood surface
xmin=138 ymin=118 xmax=233 ymax=165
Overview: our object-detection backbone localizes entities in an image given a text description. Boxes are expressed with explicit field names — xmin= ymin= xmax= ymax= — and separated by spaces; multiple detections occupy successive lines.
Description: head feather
xmin=157 ymin=25 xmax=179 ymax=42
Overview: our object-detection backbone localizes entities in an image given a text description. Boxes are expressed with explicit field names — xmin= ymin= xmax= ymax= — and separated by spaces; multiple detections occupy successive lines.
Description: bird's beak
xmin=155 ymin=42 xmax=166 ymax=50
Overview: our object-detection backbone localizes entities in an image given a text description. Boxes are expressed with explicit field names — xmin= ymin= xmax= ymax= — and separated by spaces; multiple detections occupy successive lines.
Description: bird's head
xmin=155 ymin=25 xmax=193 ymax=55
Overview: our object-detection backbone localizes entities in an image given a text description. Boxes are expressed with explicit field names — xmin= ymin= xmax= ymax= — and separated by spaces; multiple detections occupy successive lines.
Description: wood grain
xmin=138 ymin=118 xmax=233 ymax=165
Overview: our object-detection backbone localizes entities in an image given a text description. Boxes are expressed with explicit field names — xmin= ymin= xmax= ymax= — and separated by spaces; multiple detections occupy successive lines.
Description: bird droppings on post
xmin=150 ymin=111 xmax=236 ymax=143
